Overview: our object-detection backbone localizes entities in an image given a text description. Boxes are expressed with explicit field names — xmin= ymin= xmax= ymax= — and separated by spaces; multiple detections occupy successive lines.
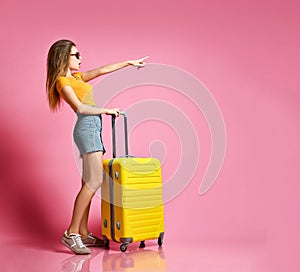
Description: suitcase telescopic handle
xmin=111 ymin=111 xmax=129 ymax=158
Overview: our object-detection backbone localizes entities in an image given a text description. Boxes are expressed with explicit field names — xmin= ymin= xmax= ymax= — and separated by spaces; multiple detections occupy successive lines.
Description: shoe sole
xmin=84 ymin=242 xmax=105 ymax=247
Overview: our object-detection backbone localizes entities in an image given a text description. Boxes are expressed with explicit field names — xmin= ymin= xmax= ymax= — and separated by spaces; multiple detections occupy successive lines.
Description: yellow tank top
xmin=56 ymin=72 xmax=96 ymax=106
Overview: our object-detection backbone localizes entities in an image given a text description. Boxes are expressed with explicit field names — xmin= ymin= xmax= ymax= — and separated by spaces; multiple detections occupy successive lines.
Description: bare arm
xmin=81 ymin=56 xmax=149 ymax=82
xmin=61 ymin=85 xmax=120 ymax=116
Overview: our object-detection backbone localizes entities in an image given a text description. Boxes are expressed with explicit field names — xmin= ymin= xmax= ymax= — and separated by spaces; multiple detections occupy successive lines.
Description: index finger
xmin=141 ymin=56 xmax=149 ymax=61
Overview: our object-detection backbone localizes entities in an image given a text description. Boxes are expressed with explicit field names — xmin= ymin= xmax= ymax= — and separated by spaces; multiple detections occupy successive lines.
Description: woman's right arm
xmin=60 ymin=85 xmax=120 ymax=116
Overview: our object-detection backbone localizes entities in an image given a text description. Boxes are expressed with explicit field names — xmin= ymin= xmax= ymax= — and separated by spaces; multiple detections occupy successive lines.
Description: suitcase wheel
xmin=120 ymin=243 xmax=129 ymax=252
xmin=139 ymin=241 xmax=146 ymax=248
xmin=158 ymin=234 xmax=164 ymax=247
xmin=103 ymin=236 xmax=110 ymax=250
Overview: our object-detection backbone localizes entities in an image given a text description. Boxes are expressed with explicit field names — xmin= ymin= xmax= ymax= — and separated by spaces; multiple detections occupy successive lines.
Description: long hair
xmin=46 ymin=39 xmax=76 ymax=111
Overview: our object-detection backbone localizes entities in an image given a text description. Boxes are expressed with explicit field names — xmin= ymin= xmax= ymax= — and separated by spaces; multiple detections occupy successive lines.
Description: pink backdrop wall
xmin=0 ymin=0 xmax=299 ymax=270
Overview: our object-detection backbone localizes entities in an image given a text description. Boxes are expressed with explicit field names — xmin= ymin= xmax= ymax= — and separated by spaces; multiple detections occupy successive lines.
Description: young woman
xmin=46 ymin=39 xmax=148 ymax=254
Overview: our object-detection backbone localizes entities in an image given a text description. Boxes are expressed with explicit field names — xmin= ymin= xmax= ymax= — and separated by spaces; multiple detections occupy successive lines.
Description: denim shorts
xmin=73 ymin=113 xmax=106 ymax=157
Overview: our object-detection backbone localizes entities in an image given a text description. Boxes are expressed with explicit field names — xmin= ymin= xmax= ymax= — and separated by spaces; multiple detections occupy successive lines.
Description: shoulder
xmin=56 ymin=76 xmax=71 ymax=92
xmin=56 ymin=76 xmax=70 ymax=83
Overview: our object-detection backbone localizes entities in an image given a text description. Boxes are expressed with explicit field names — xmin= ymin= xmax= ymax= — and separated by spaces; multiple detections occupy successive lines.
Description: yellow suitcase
xmin=101 ymin=112 xmax=164 ymax=252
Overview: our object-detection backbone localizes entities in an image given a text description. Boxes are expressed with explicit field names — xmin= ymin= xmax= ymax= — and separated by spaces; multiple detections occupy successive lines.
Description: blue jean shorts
xmin=73 ymin=113 xmax=106 ymax=157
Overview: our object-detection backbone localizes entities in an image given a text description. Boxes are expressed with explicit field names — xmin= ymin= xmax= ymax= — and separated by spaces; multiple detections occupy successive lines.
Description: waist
xmin=76 ymin=113 xmax=102 ymax=119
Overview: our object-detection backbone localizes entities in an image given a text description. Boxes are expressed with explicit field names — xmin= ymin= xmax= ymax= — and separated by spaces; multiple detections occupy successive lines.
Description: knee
xmin=84 ymin=174 xmax=103 ymax=192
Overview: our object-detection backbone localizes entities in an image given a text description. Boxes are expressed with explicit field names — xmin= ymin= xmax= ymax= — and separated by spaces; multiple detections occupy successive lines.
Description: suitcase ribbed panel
xmin=122 ymin=178 xmax=163 ymax=209
xmin=119 ymin=159 xmax=164 ymax=240
xmin=121 ymin=160 xmax=161 ymax=179
xmin=119 ymin=159 xmax=163 ymax=210
xmin=126 ymin=209 xmax=164 ymax=240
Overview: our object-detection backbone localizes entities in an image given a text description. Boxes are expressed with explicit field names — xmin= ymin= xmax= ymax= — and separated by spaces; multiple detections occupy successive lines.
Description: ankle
xmin=80 ymin=231 xmax=90 ymax=239
xmin=67 ymin=228 xmax=80 ymax=235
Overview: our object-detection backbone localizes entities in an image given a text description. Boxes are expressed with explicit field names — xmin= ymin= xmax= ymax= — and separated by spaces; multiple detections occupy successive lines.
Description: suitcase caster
xmin=158 ymin=233 xmax=164 ymax=247
xmin=139 ymin=241 xmax=146 ymax=248
xmin=103 ymin=236 xmax=110 ymax=250
xmin=120 ymin=243 xmax=129 ymax=252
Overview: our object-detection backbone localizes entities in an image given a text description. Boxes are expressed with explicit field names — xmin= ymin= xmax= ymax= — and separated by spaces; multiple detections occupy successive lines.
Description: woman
xmin=46 ymin=39 xmax=148 ymax=254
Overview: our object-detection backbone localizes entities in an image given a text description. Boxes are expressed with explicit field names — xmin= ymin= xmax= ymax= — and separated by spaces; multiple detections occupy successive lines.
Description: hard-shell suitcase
xmin=101 ymin=112 xmax=164 ymax=252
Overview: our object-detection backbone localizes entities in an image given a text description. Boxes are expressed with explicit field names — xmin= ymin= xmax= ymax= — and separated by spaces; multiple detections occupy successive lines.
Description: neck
xmin=66 ymin=68 xmax=72 ymax=77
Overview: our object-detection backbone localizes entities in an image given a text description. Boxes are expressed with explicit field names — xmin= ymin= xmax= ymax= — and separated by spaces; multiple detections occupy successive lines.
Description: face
xmin=68 ymin=46 xmax=82 ymax=70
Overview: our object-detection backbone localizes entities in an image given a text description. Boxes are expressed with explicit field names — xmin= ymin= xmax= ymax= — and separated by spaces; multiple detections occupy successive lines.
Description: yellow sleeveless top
xmin=56 ymin=72 xmax=96 ymax=107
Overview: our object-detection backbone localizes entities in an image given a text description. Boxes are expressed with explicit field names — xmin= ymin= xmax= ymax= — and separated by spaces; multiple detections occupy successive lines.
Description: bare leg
xmin=67 ymin=184 xmax=95 ymax=234
xmin=79 ymin=182 xmax=91 ymax=237
xmin=67 ymin=152 xmax=103 ymax=235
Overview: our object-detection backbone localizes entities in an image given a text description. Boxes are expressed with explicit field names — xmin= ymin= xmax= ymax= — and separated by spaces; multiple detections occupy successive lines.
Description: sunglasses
xmin=70 ymin=52 xmax=81 ymax=59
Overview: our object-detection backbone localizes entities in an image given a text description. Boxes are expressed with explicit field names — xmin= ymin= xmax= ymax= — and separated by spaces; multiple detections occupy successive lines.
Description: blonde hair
xmin=46 ymin=39 xmax=76 ymax=111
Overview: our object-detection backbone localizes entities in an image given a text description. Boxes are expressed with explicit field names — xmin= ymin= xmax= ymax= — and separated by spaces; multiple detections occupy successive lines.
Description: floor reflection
xmin=60 ymin=246 xmax=166 ymax=272
xmin=4 ymin=239 xmax=267 ymax=271
xmin=102 ymin=247 xmax=166 ymax=272
xmin=61 ymin=250 xmax=100 ymax=272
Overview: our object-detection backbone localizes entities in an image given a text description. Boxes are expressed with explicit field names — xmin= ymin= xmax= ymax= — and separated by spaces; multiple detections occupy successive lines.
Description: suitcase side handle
xmin=111 ymin=111 xmax=129 ymax=158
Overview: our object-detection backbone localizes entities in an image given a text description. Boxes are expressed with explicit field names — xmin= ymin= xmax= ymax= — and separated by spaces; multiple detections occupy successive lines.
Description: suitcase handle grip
xmin=111 ymin=111 xmax=129 ymax=158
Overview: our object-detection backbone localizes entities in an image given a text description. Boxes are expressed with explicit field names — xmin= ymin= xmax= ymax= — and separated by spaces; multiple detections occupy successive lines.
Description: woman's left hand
xmin=128 ymin=56 xmax=149 ymax=68
xmin=105 ymin=108 xmax=121 ymax=117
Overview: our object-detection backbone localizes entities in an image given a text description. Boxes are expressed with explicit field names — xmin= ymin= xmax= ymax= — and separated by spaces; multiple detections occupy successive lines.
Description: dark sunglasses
xmin=70 ymin=52 xmax=81 ymax=59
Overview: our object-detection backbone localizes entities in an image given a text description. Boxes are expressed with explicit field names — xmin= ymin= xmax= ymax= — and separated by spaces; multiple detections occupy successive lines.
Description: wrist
xmin=99 ymin=108 xmax=107 ymax=114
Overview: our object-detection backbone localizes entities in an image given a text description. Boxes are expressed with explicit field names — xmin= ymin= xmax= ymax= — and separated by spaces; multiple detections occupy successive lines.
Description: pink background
xmin=0 ymin=0 xmax=299 ymax=271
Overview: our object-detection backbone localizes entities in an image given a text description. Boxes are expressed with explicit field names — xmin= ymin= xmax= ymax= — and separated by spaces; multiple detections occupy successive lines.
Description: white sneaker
xmin=61 ymin=231 xmax=91 ymax=255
